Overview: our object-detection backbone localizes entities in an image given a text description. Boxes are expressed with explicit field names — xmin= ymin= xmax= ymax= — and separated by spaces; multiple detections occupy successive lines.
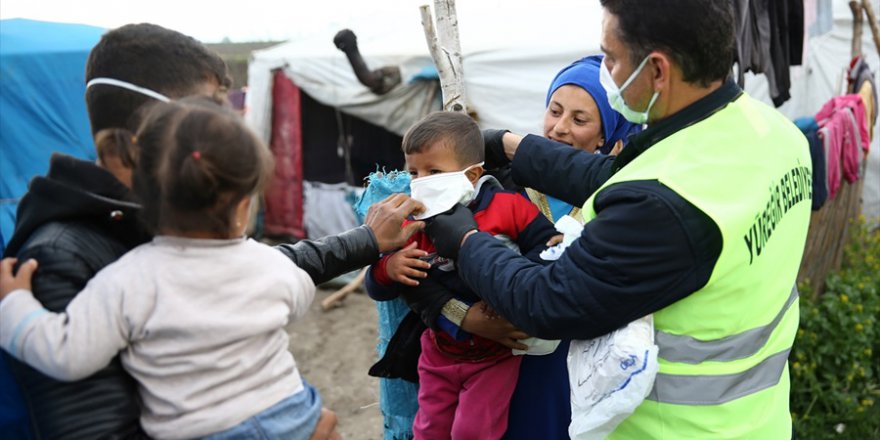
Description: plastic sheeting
xmin=302 ymin=181 xmax=360 ymax=239
xmin=263 ymin=70 xmax=305 ymax=238
xmin=0 ymin=19 xmax=104 ymax=253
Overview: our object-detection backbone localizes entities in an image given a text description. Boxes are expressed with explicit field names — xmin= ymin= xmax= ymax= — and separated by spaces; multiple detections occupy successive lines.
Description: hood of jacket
xmin=4 ymin=153 xmax=149 ymax=257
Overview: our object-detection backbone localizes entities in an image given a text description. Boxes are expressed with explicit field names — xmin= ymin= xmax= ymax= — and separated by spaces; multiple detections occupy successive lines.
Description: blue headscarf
xmin=546 ymin=55 xmax=641 ymax=154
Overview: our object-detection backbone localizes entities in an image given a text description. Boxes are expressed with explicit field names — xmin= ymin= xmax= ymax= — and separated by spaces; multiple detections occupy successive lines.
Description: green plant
xmin=791 ymin=217 xmax=880 ymax=439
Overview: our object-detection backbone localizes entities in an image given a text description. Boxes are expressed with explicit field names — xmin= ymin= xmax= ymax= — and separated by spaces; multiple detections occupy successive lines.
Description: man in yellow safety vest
xmin=423 ymin=1 xmax=810 ymax=437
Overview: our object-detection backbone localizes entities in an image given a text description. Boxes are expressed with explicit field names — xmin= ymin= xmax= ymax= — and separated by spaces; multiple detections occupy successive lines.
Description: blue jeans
xmin=200 ymin=382 xmax=322 ymax=440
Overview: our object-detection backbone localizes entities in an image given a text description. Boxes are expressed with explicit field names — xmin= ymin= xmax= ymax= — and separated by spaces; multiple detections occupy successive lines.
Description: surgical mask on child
xmin=599 ymin=55 xmax=659 ymax=125
xmin=409 ymin=162 xmax=483 ymax=220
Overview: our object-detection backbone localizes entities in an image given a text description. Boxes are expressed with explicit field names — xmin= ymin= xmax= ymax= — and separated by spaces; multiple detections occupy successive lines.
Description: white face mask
xmin=409 ymin=162 xmax=483 ymax=220
xmin=86 ymin=78 xmax=171 ymax=102
xmin=599 ymin=55 xmax=659 ymax=125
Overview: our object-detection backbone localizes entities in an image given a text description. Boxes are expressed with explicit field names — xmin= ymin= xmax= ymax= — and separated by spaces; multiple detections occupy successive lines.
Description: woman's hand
xmin=546 ymin=234 xmax=564 ymax=247
xmin=608 ymin=139 xmax=625 ymax=156
xmin=386 ymin=242 xmax=430 ymax=286
xmin=0 ymin=258 xmax=38 ymax=301
xmin=461 ymin=301 xmax=530 ymax=351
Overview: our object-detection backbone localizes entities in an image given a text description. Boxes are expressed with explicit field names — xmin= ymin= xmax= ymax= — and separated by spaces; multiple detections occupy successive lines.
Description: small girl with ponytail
xmin=0 ymin=98 xmax=327 ymax=440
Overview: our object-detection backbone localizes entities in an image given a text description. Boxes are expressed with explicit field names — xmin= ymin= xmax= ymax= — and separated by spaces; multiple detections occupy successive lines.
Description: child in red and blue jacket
xmin=366 ymin=112 xmax=557 ymax=440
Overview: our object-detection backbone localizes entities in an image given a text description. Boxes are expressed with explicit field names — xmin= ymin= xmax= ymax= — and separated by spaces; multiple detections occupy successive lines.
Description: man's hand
xmin=364 ymin=194 xmax=426 ymax=253
xmin=461 ymin=301 xmax=529 ymax=351
xmin=308 ymin=407 xmax=341 ymax=440
xmin=386 ymin=242 xmax=430 ymax=286
xmin=424 ymin=204 xmax=477 ymax=260
xmin=0 ymin=258 xmax=38 ymax=301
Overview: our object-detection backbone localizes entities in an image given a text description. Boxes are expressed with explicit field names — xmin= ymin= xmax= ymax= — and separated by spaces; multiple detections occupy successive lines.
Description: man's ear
xmin=650 ymin=51 xmax=673 ymax=93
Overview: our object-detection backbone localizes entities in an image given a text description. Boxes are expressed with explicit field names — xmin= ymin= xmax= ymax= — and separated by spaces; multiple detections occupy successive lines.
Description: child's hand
xmin=386 ymin=242 xmax=430 ymax=286
xmin=0 ymin=258 xmax=38 ymax=301
xmin=546 ymin=234 xmax=564 ymax=247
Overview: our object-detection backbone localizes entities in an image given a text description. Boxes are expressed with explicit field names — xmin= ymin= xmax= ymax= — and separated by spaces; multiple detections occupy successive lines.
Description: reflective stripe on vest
xmin=655 ymin=285 xmax=799 ymax=364
xmin=648 ymin=349 xmax=791 ymax=405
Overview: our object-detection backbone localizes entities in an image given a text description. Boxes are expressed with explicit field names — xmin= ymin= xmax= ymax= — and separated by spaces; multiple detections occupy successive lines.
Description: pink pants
xmin=412 ymin=330 xmax=522 ymax=440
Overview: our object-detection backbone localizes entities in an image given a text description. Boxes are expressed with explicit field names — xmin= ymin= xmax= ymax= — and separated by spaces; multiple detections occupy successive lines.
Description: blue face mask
xmin=599 ymin=55 xmax=659 ymax=125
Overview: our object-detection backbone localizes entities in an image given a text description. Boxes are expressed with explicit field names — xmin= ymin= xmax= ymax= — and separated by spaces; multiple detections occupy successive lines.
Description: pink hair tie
xmin=192 ymin=151 xmax=201 ymax=160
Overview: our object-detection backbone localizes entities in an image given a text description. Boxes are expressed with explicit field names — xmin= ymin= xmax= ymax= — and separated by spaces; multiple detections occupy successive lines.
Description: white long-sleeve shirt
xmin=0 ymin=236 xmax=316 ymax=439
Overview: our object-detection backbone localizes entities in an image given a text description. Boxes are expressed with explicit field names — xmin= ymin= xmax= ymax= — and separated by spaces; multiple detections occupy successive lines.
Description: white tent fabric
xmin=247 ymin=0 xmax=604 ymax=141
xmin=247 ymin=0 xmax=879 ymax=222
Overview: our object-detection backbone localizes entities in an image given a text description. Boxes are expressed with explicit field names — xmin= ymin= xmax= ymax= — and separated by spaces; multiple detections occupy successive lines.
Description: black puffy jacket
xmin=3 ymin=154 xmax=151 ymax=439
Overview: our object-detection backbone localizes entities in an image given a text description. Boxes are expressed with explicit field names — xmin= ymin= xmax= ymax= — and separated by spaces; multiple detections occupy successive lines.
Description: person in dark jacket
xmin=2 ymin=23 xmax=423 ymax=440
xmin=2 ymin=24 xmax=231 ymax=439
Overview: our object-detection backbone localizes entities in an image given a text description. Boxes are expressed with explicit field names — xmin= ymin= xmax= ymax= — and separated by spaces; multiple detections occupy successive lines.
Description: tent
xmin=246 ymin=0 xmax=880 ymax=242
xmin=0 ymin=18 xmax=105 ymax=254
xmin=246 ymin=0 xmax=608 ymax=239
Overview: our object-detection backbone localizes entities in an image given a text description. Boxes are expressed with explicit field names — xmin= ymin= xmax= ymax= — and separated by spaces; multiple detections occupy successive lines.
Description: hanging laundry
xmin=848 ymin=56 xmax=877 ymax=138
xmin=816 ymin=95 xmax=870 ymax=199
xmin=732 ymin=0 xmax=804 ymax=107
xmin=795 ymin=116 xmax=828 ymax=210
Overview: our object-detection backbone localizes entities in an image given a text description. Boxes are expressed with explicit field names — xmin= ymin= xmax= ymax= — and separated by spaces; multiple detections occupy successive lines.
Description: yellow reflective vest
xmin=582 ymin=93 xmax=811 ymax=439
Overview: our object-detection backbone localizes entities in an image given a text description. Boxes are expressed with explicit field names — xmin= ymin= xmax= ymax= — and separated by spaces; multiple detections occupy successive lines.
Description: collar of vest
xmin=612 ymin=80 xmax=743 ymax=175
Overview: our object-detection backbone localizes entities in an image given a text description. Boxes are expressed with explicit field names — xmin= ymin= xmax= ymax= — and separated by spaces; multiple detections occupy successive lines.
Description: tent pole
xmin=851 ymin=1 xmax=864 ymax=58
xmin=861 ymin=0 xmax=880 ymax=57
xmin=420 ymin=0 xmax=467 ymax=113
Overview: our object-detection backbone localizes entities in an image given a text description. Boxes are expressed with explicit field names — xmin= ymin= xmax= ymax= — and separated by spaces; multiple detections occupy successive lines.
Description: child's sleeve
xmin=0 ymin=272 xmax=131 ymax=382
xmin=435 ymin=299 xmax=473 ymax=340
xmin=511 ymin=196 xmax=560 ymax=263
xmin=394 ymin=277 xmax=471 ymax=341
xmin=286 ymin=264 xmax=317 ymax=322
xmin=365 ymin=255 xmax=401 ymax=301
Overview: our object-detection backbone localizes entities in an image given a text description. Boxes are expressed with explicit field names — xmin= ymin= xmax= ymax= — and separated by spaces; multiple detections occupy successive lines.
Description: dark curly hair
xmin=85 ymin=23 xmax=231 ymax=136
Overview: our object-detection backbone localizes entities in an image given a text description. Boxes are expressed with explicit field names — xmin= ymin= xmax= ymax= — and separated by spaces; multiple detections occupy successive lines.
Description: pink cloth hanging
xmin=816 ymin=95 xmax=870 ymax=196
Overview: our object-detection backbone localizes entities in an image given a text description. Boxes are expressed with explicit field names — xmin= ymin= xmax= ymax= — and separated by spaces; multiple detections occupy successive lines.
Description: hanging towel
xmin=816 ymin=95 xmax=871 ymax=200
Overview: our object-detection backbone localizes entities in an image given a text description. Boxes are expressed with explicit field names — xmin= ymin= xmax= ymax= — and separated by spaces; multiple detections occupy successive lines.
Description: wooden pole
xmin=851 ymin=1 xmax=864 ymax=58
xmin=420 ymin=0 xmax=467 ymax=113
xmin=861 ymin=0 xmax=880 ymax=57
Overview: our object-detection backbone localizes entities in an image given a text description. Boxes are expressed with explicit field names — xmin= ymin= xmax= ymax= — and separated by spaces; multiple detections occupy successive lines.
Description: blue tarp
xmin=0 ymin=18 xmax=104 ymax=254
xmin=0 ymin=18 xmax=104 ymax=436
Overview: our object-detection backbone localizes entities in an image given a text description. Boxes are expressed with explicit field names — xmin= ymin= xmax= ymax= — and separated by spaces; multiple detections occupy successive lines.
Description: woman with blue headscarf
xmin=500 ymin=56 xmax=640 ymax=440
xmin=526 ymin=55 xmax=641 ymax=223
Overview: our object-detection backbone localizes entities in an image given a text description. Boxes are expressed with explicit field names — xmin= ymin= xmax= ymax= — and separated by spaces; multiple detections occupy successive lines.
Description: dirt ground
xmin=287 ymin=287 xmax=385 ymax=440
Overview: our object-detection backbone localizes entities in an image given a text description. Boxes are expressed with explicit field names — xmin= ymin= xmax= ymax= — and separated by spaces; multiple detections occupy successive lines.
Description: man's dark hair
xmin=85 ymin=23 xmax=231 ymax=135
xmin=402 ymin=112 xmax=484 ymax=165
xmin=600 ymin=0 xmax=735 ymax=87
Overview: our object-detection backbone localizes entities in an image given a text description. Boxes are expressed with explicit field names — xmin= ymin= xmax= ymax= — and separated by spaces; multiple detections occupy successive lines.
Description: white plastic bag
xmin=537 ymin=214 xmax=659 ymax=438
xmin=567 ymin=316 xmax=659 ymax=439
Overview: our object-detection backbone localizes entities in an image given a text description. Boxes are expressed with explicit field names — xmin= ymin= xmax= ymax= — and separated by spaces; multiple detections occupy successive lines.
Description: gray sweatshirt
xmin=0 ymin=236 xmax=316 ymax=439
